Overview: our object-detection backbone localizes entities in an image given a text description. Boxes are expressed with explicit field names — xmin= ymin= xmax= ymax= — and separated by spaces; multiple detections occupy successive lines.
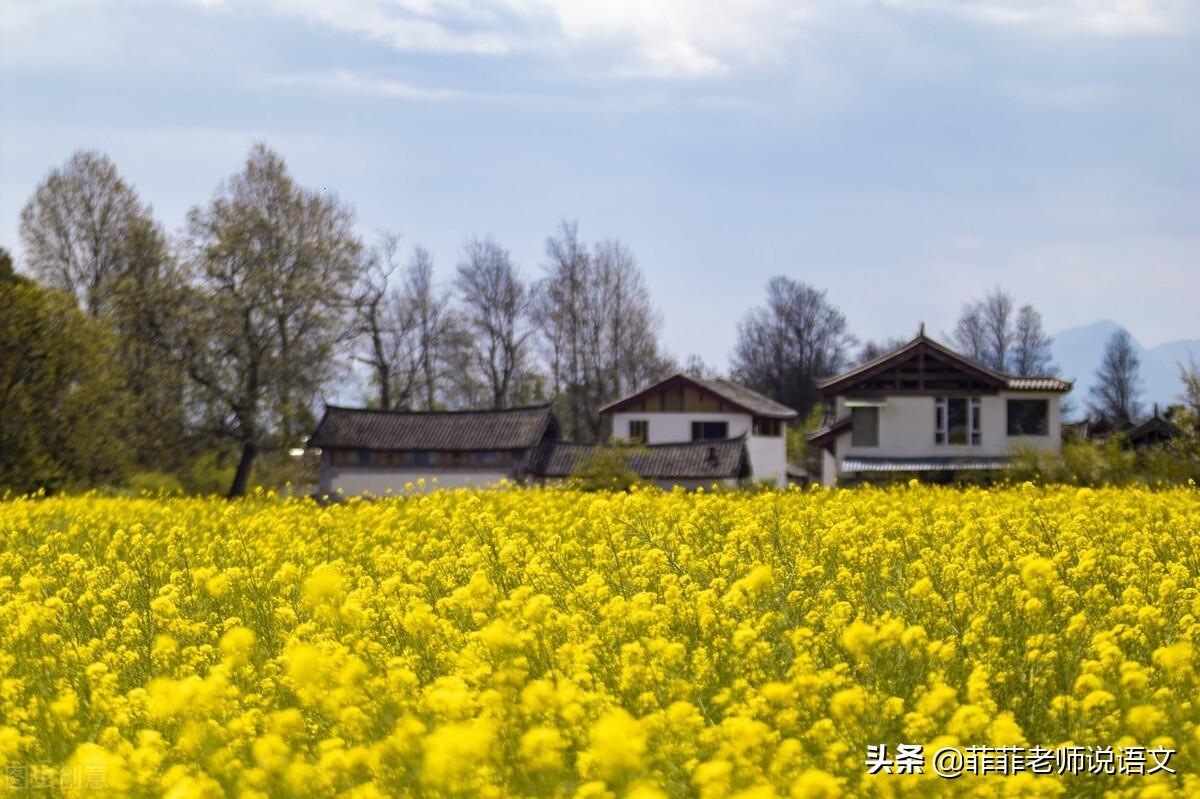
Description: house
xmin=1125 ymin=406 xmax=1181 ymax=450
xmin=308 ymin=404 xmax=559 ymax=494
xmin=598 ymin=373 xmax=798 ymax=485
xmin=1068 ymin=405 xmax=1180 ymax=450
xmin=808 ymin=331 xmax=1072 ymax=486
xmin=307 ymin=378 xmax=778 ymax=494
xmin=529 ymin=437 xmax=751 ymax=490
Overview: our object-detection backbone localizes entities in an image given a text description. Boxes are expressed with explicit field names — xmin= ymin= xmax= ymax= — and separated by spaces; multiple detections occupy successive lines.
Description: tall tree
xmin=1089 ymin=328 xmax=1144 ymax=428
xmin=353 ymin=232 xmax=419 ymax=410
xmin=406 ymin=246 xmax=462 ymax=410
xmin=20 ymin=150 xmax=187 ymax=471
xmin=536 ymin=222 xmax=670 ymax=441
xmin=731 ymin=276 xmax=854 ymax=419
xmin=182 ymin=143 xmax=362 ymax=497
xmin=980 ymin=288 xmax=1014 ymax=372
xmin=455 ymin=236 xmax=536 ymax=409
xmin=19 ymin=150 xmax=143 ymax=317
xmin=1011 ymin=304 xmax=1055 ymax=376
xmin=954 ymin=288 xmax=1054 ymax=374
xmin=953 ymin=302 xmax=987 ymax=363
xmin=0 ymin=248 xmax=133 ymax=493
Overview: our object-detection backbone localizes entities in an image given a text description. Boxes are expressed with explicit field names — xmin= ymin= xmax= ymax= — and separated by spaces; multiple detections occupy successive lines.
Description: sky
xmin=2 ymin=0 xmax=1198 ymax=372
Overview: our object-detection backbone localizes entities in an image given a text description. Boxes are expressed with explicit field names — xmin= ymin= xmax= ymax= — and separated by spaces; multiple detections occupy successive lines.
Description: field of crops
xmin=2 ymin=484 xmax=1198 ymax=798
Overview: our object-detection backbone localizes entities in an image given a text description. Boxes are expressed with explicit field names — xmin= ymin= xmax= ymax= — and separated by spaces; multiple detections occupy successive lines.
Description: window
xmin=753 ymin=417 xmax=782 ymax=437
xmin=935 ymin=398 xmax=981 ymax=445
xmin=1007 ymin=399 xmax=1049 ymax=436
xmin=473 ymin=451 xmax=505 ymax=467
xmin=412 ymin=451 xmax=431 ymax=467
xmin=691 ymin=421 xmax=729 ymax=441
xmin=851 ymin=407 xmax=879 ymax=447
xmin=628 ymin=419 xmax=648 ymax=443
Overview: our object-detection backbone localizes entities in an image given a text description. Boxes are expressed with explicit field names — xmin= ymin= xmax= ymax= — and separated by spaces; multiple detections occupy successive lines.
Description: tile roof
xmin=598 ymin=374 xmax=797 ymax=418
xmin=841 ymin=456 xmax=1010 ymax=473
xmin=806 ymin=415 xmax=852 ymax=448
xmin=689 ymin=377 xmax=799 ymax=418
xmin=307 ymin=404 xmax=556 ymax=451
xmin=1006 ymin=376 xmax=1073 ymax=392
xmin=531 ymin=437 xmax=751 ymax=480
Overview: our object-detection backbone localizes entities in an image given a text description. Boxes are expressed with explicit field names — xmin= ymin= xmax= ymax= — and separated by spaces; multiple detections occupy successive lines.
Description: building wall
xmin=609 ymin=411 xmax=787 ymax=485
xmin=831 ymin=391 xmax=1063 ymax=477
xmin=318 ymin=451 xmax=516 ymax=495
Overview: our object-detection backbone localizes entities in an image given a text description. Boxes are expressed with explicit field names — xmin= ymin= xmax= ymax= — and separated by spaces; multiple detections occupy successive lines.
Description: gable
xmin=608 ymin=377 xmax=741 ymax=414
xmin=819 ymin=338 xmax=1008 ymax=396
xmin=600 ymin=374 xmax=797 ymax=418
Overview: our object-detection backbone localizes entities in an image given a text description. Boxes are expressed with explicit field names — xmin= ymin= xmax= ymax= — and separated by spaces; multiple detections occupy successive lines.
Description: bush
xmin=571 ymin=442 xmax=646 ymax=492
xmin=181 ymin=449 xmax=237 ymax=496
xmin=127 ymin=471 xmax=184 ymax=496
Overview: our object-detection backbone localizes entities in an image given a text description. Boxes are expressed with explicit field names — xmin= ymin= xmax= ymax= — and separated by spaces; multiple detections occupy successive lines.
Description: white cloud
xmin=265 ymin=70 xmax=459 ymax=99
xmin=878 ymin=0 xmax=1195 ymax=36
xmin=268 ymin=0 xmax=830 ymax=79
xmin=270 ymin=0 xmax=515 ymax=54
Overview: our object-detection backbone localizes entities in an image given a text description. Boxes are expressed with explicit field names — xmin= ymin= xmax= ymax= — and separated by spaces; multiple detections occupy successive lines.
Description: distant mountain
xmin=1050 ymin=320 xmax=1199 ymax=420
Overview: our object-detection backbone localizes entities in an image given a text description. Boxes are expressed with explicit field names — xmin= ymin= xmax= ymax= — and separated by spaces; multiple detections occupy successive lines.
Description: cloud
xmin=878 ymin=0 xmax=1196 ymax=36
xmin=265 ymin=70 xmax=460 ymax=99
xmin=267 ymin=0 xmax=829 ymax=79
xmin=270 ymin=0 xmax=515 ymax=55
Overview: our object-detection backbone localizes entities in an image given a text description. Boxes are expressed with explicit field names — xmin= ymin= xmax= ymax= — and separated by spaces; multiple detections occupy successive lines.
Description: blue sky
xmin=2 ymin=0 xmax=1198 ymax=371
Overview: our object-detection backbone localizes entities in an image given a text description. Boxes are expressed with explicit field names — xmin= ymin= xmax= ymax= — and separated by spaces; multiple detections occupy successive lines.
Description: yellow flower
xmin=585 ymin=709 xmax=646 ymax=781
xmin=790 ymin=769 xmax=841 ymax=798
xmin=219 ymin=626 xmax=256 ymax=666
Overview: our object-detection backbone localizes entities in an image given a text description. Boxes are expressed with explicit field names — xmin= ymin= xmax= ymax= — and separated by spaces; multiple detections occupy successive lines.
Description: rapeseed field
xmin=1 ymin=484 xmax=1197 ymax=797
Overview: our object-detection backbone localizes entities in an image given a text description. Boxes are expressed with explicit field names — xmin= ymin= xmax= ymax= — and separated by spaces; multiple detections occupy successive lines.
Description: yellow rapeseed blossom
xmin=0 ymin=485 xmax=1196 ymax=797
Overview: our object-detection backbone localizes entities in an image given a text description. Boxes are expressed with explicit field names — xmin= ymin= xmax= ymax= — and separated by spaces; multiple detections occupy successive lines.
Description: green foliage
xmin=127 ymin=471 xmax=184 ymax=495
xmin=787 ymin=405 xmax=826 ymax=478
xmin=1009 ymin=437 xmax=1196 ymax=486
xmin=0 ymin=272 xmax=133 ymax=493
xmin=250 ymin=450 xmax=321 ymax=495
xmin=179 ymin=450 xmax=238 ymax=496
xmin=570 ymin=441 xmax=646 ymax=492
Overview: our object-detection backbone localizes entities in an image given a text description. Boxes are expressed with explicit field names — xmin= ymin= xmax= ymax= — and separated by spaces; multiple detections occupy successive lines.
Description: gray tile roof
xmin=841 ymin=456 xmax=1010 ymax=473
xmin=531 ymin=437 xmax=751 ymax=480
xmin=308 ymin=404 xmax=556 ymax=451
xmin=690 ymin=377 xmax=798 ymax=418
xmin=1005 ymin=376 xmax=1074 ymax=392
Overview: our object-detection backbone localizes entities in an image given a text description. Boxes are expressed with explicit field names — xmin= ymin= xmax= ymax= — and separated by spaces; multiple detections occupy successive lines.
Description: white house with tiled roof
xmin=808 ymin=331 xmax=1072 ymax=486
xmin=599 ymin=373 xmax=799 ymax=486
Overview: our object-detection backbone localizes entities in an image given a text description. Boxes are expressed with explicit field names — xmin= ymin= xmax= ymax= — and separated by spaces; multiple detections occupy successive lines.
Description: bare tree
xmin=1089 ymin=328 xmax=1144 ymax=428
xmin=182 ymin=143 xmax=362 ymax=496
xmin=954 ymin=302 xmax=988 ymax=363
xmin=19 ymin=150 xmax=142 ymax=317
xmin=455 ymin=236 xmax=536 ymax=409
xmin=955 ymin=288 xmax=1051 ymax=374
xmin=353 ymin=232 xmax=419 ymax=409
xmin=980 ymin=288 xmax=1014 ymax=371
xmin=406 ymin=246 xmax=461 ymax=410
xmin=731 ymin=276 xmax=854 ymax=419
xmin=856 ymin=336 xmax=908 ymax=366
xmin=536 ymin=221 xmax=670 ymax=441
xmin=1011 ymin=304 xmax=1055 ymax=376
xmin=683 ymin=354 xmax=720 ymax=380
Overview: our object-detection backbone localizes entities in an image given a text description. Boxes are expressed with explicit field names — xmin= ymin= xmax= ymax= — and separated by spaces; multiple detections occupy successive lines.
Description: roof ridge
xmin=323 ymin=402 xmax=554 ymax=416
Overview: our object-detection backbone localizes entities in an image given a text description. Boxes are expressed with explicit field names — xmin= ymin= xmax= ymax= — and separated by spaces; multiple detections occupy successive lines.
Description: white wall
xmin=831 ymin=392 xmax=1063 ymax=477
xmin=318 ymin=452 xmax=514 ymax=496
xmin=610 ymin=411 xmax=788 ymax=485
xmin=613 ymin=411 xmax=750 ymax=443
